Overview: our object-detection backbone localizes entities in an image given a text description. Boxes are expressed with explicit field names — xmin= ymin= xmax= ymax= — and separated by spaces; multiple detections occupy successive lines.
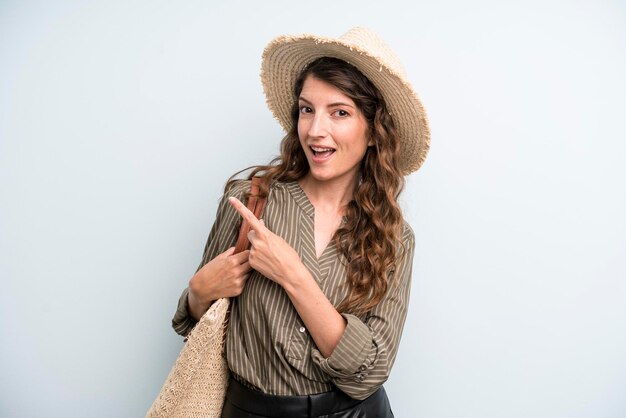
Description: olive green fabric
xmin=173 ymin=180 xmax=414 ymax=400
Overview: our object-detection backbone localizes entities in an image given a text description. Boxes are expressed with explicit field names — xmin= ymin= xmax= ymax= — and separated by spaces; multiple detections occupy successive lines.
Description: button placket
xmin=286 ymin=320 xmax=308 ymax=360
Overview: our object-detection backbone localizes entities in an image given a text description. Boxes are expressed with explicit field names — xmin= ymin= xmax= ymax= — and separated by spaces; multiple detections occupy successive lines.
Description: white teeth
xmin=311 ymin=146 xmax=334 ymax=152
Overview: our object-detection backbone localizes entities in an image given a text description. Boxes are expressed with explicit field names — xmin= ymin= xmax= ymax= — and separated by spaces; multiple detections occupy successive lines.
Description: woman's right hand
xmin=187 ymin=247 xmax=251 ymax=320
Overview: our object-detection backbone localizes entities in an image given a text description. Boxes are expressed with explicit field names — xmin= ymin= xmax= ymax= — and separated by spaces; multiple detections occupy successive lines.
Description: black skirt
xmin=221 ymin=378 xmax=394 ymax=418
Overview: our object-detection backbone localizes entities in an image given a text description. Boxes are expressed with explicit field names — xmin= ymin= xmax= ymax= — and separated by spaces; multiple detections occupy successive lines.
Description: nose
xmin=307 ymin=113 xmax=329 ymax=138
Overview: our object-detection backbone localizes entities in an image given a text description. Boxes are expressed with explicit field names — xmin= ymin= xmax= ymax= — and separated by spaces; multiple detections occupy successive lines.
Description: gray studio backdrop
xmin=1 ymin=1 xmax=625 ymax=417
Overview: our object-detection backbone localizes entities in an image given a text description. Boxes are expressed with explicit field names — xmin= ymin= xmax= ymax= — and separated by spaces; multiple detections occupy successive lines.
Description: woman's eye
xmin=300 ymin=106 xmax=312 ymax=114
xmin=335 ymin=109 xmax=349 ymax=117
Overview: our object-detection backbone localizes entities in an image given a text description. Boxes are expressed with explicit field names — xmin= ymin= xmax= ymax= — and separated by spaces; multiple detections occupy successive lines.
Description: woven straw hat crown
xmin=261 ymin=27 xmax=430 ymax=174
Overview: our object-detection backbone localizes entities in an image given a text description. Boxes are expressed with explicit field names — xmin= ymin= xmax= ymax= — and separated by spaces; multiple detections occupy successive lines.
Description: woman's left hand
xmin=229 ymin=196 xmax=304 ymax=287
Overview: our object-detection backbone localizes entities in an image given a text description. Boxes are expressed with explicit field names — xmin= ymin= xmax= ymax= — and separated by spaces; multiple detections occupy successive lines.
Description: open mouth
xmin=310 ymin=146 xmax=336 ymax=158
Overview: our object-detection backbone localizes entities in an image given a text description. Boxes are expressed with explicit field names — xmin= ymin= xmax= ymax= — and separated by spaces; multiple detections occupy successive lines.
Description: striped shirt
xmin=172 ymin=180 xmax=415 ymax=400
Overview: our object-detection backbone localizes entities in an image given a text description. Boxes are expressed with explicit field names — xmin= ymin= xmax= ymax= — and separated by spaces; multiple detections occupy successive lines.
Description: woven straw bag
xmin=146 ymin=177 xmax=267 ymax=418
xmin=145 ymin=297 xmax=230 ymax=418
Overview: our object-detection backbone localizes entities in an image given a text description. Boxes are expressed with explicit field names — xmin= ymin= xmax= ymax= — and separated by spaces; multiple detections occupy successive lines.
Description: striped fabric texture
xmin=172 ymin=180 xmax=415 ymax=400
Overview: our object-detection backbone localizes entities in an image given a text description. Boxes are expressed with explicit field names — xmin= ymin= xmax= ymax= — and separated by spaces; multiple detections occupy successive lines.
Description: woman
xmin=172 ymin=28 xmax=430 ymax=417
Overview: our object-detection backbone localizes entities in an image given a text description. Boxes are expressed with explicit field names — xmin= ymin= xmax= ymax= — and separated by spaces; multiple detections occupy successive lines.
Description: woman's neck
xmin=298 ymin=173 xmax=358 ymax=215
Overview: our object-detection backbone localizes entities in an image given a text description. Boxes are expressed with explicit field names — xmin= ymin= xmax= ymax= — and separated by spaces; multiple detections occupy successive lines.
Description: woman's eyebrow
xmin=298 ymin=96 xmax=355 ymax=109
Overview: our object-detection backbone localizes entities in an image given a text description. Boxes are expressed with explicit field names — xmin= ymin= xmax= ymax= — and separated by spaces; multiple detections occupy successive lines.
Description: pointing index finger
xmin=228 ymin=196 xmax=264 ymax=231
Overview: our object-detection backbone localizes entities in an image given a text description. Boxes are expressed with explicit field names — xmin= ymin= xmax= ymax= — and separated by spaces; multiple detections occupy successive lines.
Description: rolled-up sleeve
xmin=172 ymin=287 xmax=197 ymax=337
xmin=311 ymin=224 xmax=415 ymax=399
xmin=170 ymin=180 xmax=250 ymax=337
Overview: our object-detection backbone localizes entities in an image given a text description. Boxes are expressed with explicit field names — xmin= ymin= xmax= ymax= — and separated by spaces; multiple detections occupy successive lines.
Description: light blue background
xmin=1 ymin=1 xmax=625 ymax=417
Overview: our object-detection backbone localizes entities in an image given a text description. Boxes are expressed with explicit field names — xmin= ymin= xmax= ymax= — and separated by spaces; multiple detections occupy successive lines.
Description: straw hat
xmin=261 ymin=27 xmax=430 ymax=175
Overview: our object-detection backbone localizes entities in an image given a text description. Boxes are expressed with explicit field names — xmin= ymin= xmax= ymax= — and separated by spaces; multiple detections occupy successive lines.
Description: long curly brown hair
xmin=227 ymin=57 xmax=405 ymax=316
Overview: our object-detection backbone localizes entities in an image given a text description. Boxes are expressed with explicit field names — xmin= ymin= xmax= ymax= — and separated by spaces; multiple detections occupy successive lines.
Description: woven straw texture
xmin=261 ymin=27 xmax=430 ymax=175
xmin=145 ymin=297 xmax=230 ymax=418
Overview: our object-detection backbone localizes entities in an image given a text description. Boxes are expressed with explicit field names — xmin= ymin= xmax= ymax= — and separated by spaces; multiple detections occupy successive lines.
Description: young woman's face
xmin=297 ymin=75 xmax=372 ymax=187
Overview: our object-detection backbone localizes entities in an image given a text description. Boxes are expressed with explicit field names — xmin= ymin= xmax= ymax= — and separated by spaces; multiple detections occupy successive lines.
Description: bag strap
xmin=233 ymin=176 xmax=267 ymax=254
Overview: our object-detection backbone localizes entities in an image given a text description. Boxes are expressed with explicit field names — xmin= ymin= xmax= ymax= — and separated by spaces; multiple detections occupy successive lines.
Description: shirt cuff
xmin=311 ymin=313 xmax=373 ymax=379
xmin=171 ymin=287 xmax=198 ymax=337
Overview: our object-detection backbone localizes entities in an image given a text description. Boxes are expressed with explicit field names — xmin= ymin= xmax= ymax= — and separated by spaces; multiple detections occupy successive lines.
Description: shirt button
xmin=299 ymin=326 xmax=306 ymax=333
